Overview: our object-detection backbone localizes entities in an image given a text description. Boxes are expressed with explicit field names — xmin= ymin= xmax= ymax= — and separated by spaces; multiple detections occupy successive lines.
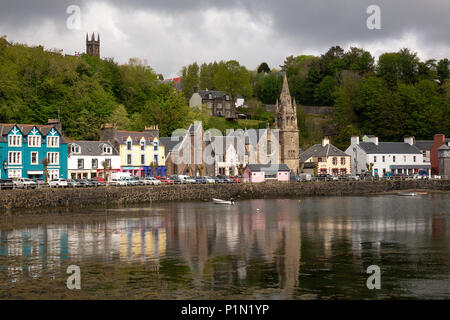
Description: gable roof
xmin=299 ymin=143 xmax=349 ymax=162
xmin=359 ymin=142 xmax=421 ymax=154
xmin=414 ymin=140 xmax=434 ymax=151
xmin=113 ymin=130 xmax=159 ymax=145
xmin=246 ymin=163 xmax=290 ymax=173
xmin=0 ymin=123 xmax=65 ymax=143
xmin=198 ymin=90 xmax=230 ymax=100
xmin=159 ymin=136 xmax=183 ymax=157
xmin=68 ymin=141 xmax=119 ymax=156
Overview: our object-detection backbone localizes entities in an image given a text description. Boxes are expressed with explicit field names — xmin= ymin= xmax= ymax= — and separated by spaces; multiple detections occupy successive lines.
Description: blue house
xmin=0 ymin=119 xmax=68 ymax=180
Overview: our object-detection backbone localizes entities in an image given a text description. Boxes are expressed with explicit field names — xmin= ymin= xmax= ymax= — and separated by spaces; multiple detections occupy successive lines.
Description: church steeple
xmin=86 ymin=32 xmax=100 ymax=57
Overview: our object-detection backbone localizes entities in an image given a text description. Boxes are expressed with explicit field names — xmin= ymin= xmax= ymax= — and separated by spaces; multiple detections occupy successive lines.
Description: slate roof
xmin=414 ymin=140 xmax=434 ymax=151
xmin=114 ymin=130 xmax=159 ymax=144
xmin=159 ymin=136 xmax=183 ymax=157
xmin=198 ymin=90 xmax=231 ymax=100
xmin=299 ymin=143 xmax=349 ymax=163
xmin=246 ymin=163 xmax=290 ymax=174
xmin=438 ymin=144 xmax=450 ymax=151
xmin=359 ymin=142 xmax=421 ymax=154
xmin=0 ymin=123 xmax=65 ymax=143
xmin=68 ymin=141 xmax=119 ymax=156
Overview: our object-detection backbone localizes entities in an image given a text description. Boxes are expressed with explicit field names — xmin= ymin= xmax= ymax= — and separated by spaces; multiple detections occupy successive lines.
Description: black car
xmin=0 ymin=179 xmax=14 ymax=190
xmin=217 ymin=175 xmax=233 ymax=183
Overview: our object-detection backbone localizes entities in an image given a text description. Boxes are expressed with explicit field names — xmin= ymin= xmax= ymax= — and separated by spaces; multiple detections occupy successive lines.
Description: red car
xmin=156 ymin=176 xmax=174 ymax=185
xmin=93 ymin=176 xmax=105 ymax=183
xmin=230 ymin=176 xmax=242 ymax=183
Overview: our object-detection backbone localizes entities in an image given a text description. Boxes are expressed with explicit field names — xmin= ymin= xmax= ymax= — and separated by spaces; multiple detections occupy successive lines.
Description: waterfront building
xmin=100 ymin=124 xmax=166 ymax=177
xmin=207 ymin=134 xmax=244 ymax=176
xmin=346 ymin=135 xmax=430 ymax=176
xmin=243 ymin=164 xmax=290 ymax=183
xmin=0 ymin=119 xmax=67 ymax=180
xmin=430 ymin=134 xmax=450 ymax=174
xmin=299 ymin=137 xmax=351 ymax=176
xmin=67 ymin=141 xmax=120 ymax=179
xmin=438 ymin=144 xmax=450 ymax=178
xmin=160 ymin=123 xmax=205 ymax=176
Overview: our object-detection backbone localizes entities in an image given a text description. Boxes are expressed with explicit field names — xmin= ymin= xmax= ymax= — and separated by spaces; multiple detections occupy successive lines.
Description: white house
xmin=345 ymin=135 xmax=431 ymax=176
xmin=67 ymin=141 xmax=121 ymax=179
xmin=208 ymin=135 xmax=244 ymax=176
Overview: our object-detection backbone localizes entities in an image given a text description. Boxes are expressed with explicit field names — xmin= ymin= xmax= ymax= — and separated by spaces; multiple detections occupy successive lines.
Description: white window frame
xmin=47 ymin=136 xmax=60 ymax=148
xmin=30 ymin=151 xmax=39 ymax=165
xmin=47 ymin=152 xmax=60 ymax=165
xmin=28 ymin=135 xmax=41 ymax=147
xmin=8 ymin=151 xmax=22 ymax=165
xmin=8 ymin=134 xmax=22 ymax=147
xmin=8 ymin=169 xmax=22 ymax=178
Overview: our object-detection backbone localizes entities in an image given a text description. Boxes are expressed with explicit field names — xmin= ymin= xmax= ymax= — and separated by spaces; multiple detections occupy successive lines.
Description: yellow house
xmin=299 ymin=137 xmax=351 ymax=176
xmin=100 ymin=125 xmax=166 ymax=177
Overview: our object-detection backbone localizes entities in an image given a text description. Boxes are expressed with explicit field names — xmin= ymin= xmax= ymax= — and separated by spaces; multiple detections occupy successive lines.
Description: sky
xmin=0 ymin=0 xmax=449 ymax=78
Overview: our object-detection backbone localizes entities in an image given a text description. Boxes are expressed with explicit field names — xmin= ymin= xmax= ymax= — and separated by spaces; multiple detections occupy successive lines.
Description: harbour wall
xmin=0 ymin=180 xmax=449 ymax=211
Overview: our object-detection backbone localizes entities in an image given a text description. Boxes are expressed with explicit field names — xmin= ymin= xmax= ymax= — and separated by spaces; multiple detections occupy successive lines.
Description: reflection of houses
xmin=346 ymin=135 xmax=429 ymax=176
xmin=189 ymin=87 xmax=238 ymax=120
xmin=67 ymin=141 xmax=120 ymax=179
xmin=299 ymin=137 xmax=350 ymax=176
xmin=0 ymin=119 xmax=68 ymax=180
xmin=100 ymin=124 xmax=166 ymax=177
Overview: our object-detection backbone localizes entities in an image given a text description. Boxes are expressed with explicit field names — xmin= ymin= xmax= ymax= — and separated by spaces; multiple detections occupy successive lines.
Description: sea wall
xmin=0 ymin=180 xmax=449 ymax=211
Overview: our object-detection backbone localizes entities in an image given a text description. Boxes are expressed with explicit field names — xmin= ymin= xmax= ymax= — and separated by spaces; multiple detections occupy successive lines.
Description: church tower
xmin=275 ymin=74 xmax=300 ymax=174
xmin=86 ymin=33 xmax=100 ymax=57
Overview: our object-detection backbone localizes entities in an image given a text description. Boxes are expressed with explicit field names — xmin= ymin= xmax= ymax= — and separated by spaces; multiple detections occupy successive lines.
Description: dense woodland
xmin=0 ymin=38 xmax=449 ymax=150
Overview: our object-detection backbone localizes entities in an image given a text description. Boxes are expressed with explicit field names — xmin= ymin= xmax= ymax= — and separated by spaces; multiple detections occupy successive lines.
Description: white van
xmin=298 ymin=173 xmax=312 ymax=181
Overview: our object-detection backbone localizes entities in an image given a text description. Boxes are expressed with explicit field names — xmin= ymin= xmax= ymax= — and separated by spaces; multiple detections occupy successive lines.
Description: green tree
xmin=181 ymin=62 xmax=200 ymax=98
xmin=214 ymin=60 xmax=252 ymax=100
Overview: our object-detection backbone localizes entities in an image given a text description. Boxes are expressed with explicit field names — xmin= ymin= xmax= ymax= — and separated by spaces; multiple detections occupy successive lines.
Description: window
xmin=104 ymin=159 xmax=111 ymax=168
xmin=403 ymin=155 xmax=407 ymax=162
xmin=127 ymin=141 xmax=132 ymax=150
xmin=28 ymin=135 xmax=41 ymax=147
xmin=154 ymin=142 xmax=158 ymax=151
xmin=226 ymin=103 xmax=230 ymax=109
xmin=8 ymin=169 xmax=21 ymax=178
xmin=373 ymin=156 xmax=377 ymax=163
xmin=47 ymin=152 xmax=59 ymax=165
xmin=103 ymin=145 xmax=112 ymax=154
xmin=154 ymin=155 xmax=158 ymax=165
xmin=217 ymin=103 xmax=222 ymax=109
xmin=30 ymin=152 xmax=38 ymax=165
xmin=318 ymin=157 xmax=323 ymax=162
xmin=332 ymin=157 xmax=337 ymax=165
xmin=47 ymin=136 xmax=59 ymax=148
xmin=141 ymin=154 xmax=145 ymax=165
xmin=393 ymin=156 xmax=396 ymax=163
xmin=413 ymin=156 xmax=416 ymax=162
xmin=92 ymin=159 xmax=98 ymax=169
xmin=71 ymin=144 xmax=80 ymax=154
xmin=140 ymin=140 xmax=145 ymax=151
xmin=382 ymin=156 xmax=385 ymax=162
xmin=8 ymin=134 xmax=22 ymax=147
xmin=77 ymin=158 xmax=84 ymax=169
xmin=127 ymin=154 xmax=132 ymax=165
xmin=8 ymin=151 xmax=22 ymax=165
xmin=340 ymin=157 xmax=346 ymax=165
xmin=48 ymin=169 xmax=59 ymax=180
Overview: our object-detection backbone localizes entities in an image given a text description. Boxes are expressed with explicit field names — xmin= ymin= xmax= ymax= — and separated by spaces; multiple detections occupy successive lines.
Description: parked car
xmin=76 ymin=179 xmax=94 ymax=187
xmin=110 ymin=178 xmax=128 ymax=186
xmin=67 ymin=179 xmax=80 ymax=187
xmin=143 ymin=177 xmax=161 ymax=185
xmin=212 ymin=176 xmax=225 ymax=184
xmin=32 ymin=178 xmax=48 ymax=188
xmin=177 ymin=175 xmax=196 ymax=184
xmin=204 ymin=176 xmax=215 ymax=184
xmin=48 ymin=179 xmax=68 ymax=188
xmin=168 ymin=175 xmax=183 ymax=184
xmin=230 ymin=176 xmax=242 ymax=183
xmin=0 ymin=179 xmax=14 ymax=190
xmin=298 ymin=173 xmax=312 ymax=181
xmin=156 ymin=176 xmax=174 ymax=185
xmin=217 ymin=175 xmax=234 ymax=183
xmin=89 ymin=179 xmax=105 ymax=186
xmin=13 ymin=178 xmax=37 ymax=189
xmin=346 ymin=175 xmax=360 ymax=181
xmin=194 ymin=176 xmax=207 ymax=184
xmin=93 ymin=176 xmax=105 ymax=183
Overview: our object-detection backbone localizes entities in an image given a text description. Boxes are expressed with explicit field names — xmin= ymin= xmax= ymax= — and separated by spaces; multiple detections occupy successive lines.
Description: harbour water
xmin=0 ymin=193 xmax=449 ymax=299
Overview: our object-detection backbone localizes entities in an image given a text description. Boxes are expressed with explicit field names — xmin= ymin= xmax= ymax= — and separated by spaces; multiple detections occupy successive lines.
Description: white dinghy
xmin=212 ymin=198 xmax=235 ymax=205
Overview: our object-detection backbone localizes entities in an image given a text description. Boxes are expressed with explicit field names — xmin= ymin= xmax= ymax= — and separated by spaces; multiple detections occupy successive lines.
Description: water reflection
xmin=0 ymin=194 xmax=449 ymax=299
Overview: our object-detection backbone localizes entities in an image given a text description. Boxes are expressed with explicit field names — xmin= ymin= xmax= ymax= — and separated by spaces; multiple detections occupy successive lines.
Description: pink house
xmin=243 ymin=164 xmax=291 ymax=183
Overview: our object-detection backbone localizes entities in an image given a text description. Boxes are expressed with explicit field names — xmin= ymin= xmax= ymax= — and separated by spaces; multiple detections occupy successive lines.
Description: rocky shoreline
xmin=0 ymin=179 xmax=449 ymax=212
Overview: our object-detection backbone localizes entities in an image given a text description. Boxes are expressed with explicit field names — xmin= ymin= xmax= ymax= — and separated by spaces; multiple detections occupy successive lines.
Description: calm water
xmin=0 ymin=194 xmax=449 ymax=299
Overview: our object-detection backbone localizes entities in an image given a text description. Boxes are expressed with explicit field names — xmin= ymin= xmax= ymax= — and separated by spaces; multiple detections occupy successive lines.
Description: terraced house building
xmin=0 ymin=119 xmax=67 ymax=180
xmin=100 ymin=124 xmax=166 ymax=177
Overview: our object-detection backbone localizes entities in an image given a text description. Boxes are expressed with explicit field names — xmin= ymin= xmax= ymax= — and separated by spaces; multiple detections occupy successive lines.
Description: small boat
xmin=212 ymin=198 xmax=235 ymax=205
xmin=397 ymin=192 xmax=417 ymax=196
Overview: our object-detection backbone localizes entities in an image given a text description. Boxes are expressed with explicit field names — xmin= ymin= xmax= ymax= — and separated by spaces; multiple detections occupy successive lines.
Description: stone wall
xmin=0 ymin=180 xmax=449 ymax=211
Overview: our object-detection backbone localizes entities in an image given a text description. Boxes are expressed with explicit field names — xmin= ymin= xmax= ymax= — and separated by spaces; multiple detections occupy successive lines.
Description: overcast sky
xmin=0 ymin=0 xmax=449 ymax=78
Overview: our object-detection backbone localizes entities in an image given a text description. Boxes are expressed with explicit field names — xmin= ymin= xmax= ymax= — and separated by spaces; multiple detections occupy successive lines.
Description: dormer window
xmin=103 ymin=145 xmax=112 ymax=154
xmin=70 ymin=144 xmax=80 ymax=154
xmin=225 ymin=95 xmax=230 ymax=100
xmin=127 ymin=141 xmax=132 ymax=150
xmin=47 ymin=136 xmax=59 ymax=148
xmin=153 ymin=141 xmax=159 ymax=151
xmin=208 ymin=93 xmax=212 ymax=99
xmin=8 ymin=134 xmax=22 ymax=147
xmin=28 ymin=135 xmax=41 ymax=147
xmin=140 ymin=140 xmax=145 ymax=151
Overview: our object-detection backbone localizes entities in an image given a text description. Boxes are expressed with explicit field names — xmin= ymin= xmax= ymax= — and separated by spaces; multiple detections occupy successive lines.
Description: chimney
xmin=100 ymin=123 xmax=117 ymax=143
xmin=433 ymin=134 xmax=445 ymax=146
xmin=47 ymin=119 xmax=62 ymax=133
xmin=193 ymin=85 xmax=199 ymax=93
xmin=144 ymin=125 xmax=159 ymax=137
xmin=351 ymin=135 xmax=359 ymax=145
xmin=404 ymin=136 xmax=415 ymax=146
xmin=363 ymin=135 xmax=378 ymax=145
xmin=322 ymin=136 xmax=330 ymax=147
